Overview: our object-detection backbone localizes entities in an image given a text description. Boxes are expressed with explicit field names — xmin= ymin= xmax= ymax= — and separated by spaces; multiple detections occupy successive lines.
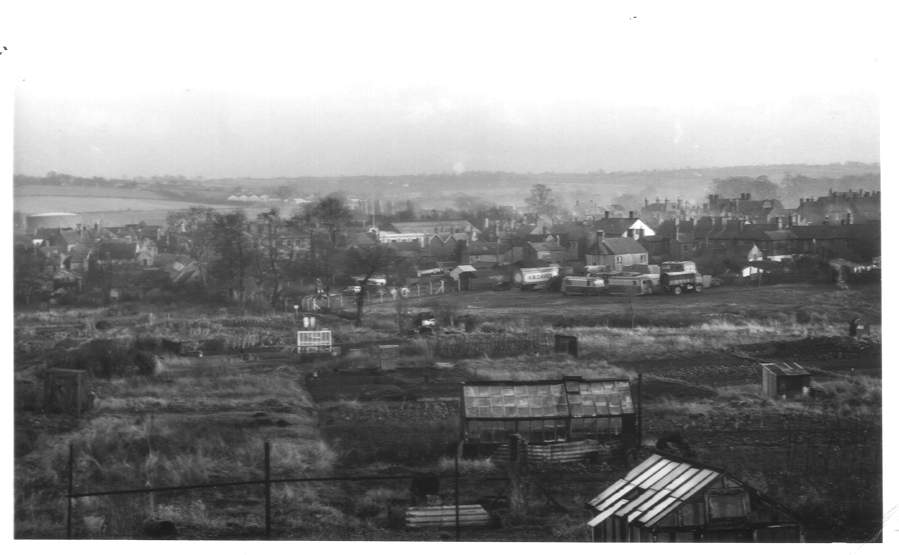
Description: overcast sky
xmin=9 ymin=1 xmax=883 ymax=178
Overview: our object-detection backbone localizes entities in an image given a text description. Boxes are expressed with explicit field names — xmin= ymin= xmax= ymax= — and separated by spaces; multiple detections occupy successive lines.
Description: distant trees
xmin=14 ymin=247 xmax=53 ymax=306
xmin=308 ymin=194 xmax=353 ymax=246
xmin=166 ymin=206 xmax=217 ymax=285
xmin=254 ymin=208 xmax=294 ymax=308
xmin=345 ymin=244 xmax=401 ymax=326
xmin=525 ymin=184 xmax=558 ymax=219
xmin=711 ymin=176 xmax=779 ymax=200
xmin=210 ymin=211 xmax=255 ymax=303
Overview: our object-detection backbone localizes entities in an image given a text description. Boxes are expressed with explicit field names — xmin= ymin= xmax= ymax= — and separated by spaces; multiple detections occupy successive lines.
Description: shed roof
xmin=760 ymin=361 xmax=810 ymax=377
xmin=587 ymin=453 xmax=721 ymax=529
xmin=462 ymin=378 xmax=634 ymax=420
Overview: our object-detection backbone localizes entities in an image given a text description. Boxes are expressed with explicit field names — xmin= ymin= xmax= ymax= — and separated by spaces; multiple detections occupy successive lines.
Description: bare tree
xmin=345 ymin=244 xmax=400 ymax=327
xmin=525 ymin=184 xmax=557 ymax=219
xmin=210 ymin=210 xmax=255 ymax=304
xmin=254 ymin=208 xmax=292 ymax=308
xmin=166 ymin=206 xmax=218 ymax=286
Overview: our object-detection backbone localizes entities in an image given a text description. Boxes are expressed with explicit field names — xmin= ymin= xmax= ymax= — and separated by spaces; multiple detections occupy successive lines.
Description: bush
xmin=133 ymin=351 xmax=159 ymax=377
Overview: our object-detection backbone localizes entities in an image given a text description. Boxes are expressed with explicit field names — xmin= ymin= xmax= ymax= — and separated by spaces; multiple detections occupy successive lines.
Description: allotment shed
xmin=587 ymin=452 xmax=803 ymax=542
xmin=461 ymin=377 xmax=636 ymax=449
xmin=760 ymin=362 xmax=811 ymax=399
xmin=43 ymin=368 xmax=92 ymax=417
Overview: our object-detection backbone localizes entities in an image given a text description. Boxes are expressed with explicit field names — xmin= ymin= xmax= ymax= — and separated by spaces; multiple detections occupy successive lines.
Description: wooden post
xmin=637 ymin=374 xmax=643 ymax=447
xmin=454 ymin=441 xmax=461 ymax=541
xmin=66 ymin=443 xmax=74 ymax=539
xmin=264 ymin=442 xmax=271 ymax=539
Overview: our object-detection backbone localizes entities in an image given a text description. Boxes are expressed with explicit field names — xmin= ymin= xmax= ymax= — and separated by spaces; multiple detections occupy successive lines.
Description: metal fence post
xmin=67 ymin=443 xmax=74 ymax=539
xmin=264 ymin=442 xmax=271 ymax=539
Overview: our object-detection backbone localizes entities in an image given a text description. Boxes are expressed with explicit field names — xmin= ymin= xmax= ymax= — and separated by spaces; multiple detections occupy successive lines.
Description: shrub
xmin=133 ymin=351 xmax=159 ymax=377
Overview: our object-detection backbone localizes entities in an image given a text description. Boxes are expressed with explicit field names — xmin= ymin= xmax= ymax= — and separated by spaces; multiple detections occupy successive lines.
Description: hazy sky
xmin=9 ymin=1 xmax=882 ymax=178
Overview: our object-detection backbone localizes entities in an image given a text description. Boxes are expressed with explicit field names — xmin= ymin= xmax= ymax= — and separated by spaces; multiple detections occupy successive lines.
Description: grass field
xmin=14 ymin=184 xmax=286 ymax=226
xmin=13 ymin=281 xmax=882 ymax=540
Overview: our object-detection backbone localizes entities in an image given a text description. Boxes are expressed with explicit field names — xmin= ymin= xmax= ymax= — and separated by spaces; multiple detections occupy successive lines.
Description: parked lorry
xmin=604 ymin=273 xmax=655 ymax=295
xmin=561 ymin=275 xmax=605 ymax=296
xmin=659 ymin=261 xmax=702 ymax=294
xmin=513 ymin=266 xmax=560 ymax=290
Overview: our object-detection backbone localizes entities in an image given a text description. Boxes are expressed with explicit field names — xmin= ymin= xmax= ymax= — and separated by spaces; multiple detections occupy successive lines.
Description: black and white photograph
xmin=4 ymin=0 xmax=890 ymax=546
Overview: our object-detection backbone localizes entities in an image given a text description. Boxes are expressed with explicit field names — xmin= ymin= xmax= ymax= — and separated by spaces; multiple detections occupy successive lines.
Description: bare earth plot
xmin=14 ymin=282 xmax=881 ymax=540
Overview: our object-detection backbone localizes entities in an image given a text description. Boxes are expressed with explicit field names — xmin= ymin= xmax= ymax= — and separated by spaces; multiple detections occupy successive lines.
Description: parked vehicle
xmin=605 ymin=273 xmax=655 ymax=295
xmin=513 ymin=266 xmax=560 ymax=290
xmin=659 ymin=261 xmax=702 ymax=294
xmin=561 ymin=275 xmax=605 ymax=296
xmin=412 ymin=311 xmax=437 ymax=334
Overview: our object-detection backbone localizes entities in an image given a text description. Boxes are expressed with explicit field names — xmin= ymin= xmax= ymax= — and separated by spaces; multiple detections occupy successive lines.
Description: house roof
xmin=391 ymin=220 xmax=478 ymax=234
xmin=789 ymin=223 xmax=880 ymax=241
xmin=595 ymin=217 xmax=641 ymax=237
xmin=97 ymin=241 xmax=136 ymax=260
xmin=467 ymin=241 xmax=507 ymax=255
xmin=528 ymin=241 xmax=567 ymax=252
xmin=586 ymin=453 xmax=722 ymax=529
xmin=462 ymin=378 xmax=634 ymax=420
xmin=592 ymin=237 xmax=648 ymax=256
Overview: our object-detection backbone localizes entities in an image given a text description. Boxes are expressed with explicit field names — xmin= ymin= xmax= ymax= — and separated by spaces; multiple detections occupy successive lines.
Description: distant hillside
xmin=14 ymin=162 xmax=880 ymax=214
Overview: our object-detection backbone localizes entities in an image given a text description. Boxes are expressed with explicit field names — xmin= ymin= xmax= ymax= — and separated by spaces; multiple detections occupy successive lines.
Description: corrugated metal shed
xmin=587 ymin=453 xmax=721 ymax=529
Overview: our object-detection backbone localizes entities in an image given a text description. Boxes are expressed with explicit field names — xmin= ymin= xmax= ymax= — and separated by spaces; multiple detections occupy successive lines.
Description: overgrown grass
xmin=462 ymin=355 xmax=632 ymax=381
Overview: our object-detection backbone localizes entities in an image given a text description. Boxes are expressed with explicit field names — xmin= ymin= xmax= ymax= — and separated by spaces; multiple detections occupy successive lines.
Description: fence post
xmin=454 ymin=440 xmax=461 ymax=541
xmin=264 ymin=442 xmax=271 ymax=539
xmin=66 ymin=443 xmax=74 ymax=539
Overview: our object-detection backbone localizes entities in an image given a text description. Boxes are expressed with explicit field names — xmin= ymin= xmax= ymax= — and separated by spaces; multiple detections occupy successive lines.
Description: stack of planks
xmin=490 ymin=439 xmax=609 ymax=464
xmin=404 ymin=505 xmax=490 ymax=528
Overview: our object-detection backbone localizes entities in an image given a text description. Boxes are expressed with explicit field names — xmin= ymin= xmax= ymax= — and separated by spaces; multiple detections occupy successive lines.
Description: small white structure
xmin=297 ymin=330 xmax=332 ymax=354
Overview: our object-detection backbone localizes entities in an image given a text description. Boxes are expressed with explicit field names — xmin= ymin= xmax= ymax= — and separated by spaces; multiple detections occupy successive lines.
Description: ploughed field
xmin=14 ymin=282 xmax=881 ymax=540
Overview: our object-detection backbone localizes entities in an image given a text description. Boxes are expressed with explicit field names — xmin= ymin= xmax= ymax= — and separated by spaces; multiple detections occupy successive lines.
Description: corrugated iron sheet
xmin=760 ymin=361 xmax=810 ymax=377
xmin=587 ymin=454 xmax=722 ymax=531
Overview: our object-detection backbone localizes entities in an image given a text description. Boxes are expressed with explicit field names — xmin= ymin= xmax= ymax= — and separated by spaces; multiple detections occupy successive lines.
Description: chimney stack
xmin=604 ymin=210 xmax=610 ymax=219
xmin=629 ymin=210 xmax=635 ymax=219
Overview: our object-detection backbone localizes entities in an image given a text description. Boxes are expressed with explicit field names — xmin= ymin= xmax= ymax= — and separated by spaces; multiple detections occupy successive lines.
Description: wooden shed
xmin=587 ymin=452 xmax=803 ymax=542
xmin=760 ymin=362 xmax=811 ymax=399
xmin=42 ymin=368 xmax=92 ymax=417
